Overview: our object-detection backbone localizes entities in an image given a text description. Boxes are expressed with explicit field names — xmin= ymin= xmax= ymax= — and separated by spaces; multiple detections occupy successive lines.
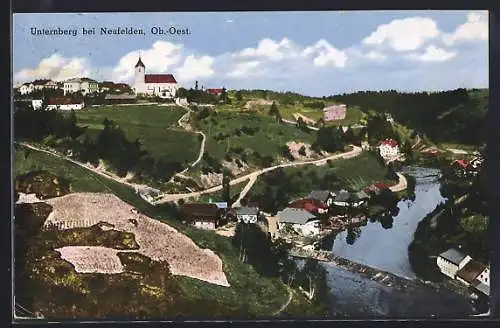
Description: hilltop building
xmin=63 ymin=78 xmax=99 ymax=95
xmin=133 ymin=57 xmax=179 ymax=98
xmin=378 ymin=139 xmax=399 ymax=160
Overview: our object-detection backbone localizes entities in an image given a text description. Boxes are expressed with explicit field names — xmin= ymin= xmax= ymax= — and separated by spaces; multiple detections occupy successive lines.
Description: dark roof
xmin=380 ymin=139 xmax=399 ymax=147
xmin=144 ymin=74 xmax=177 ymax=84
xmin=352 ymin=190 xmax=370 ymax=201
xmin=277 ymin=208 xmax=317 ymax=225
xmin=47 ymin=97 xmax=83 ymax=105
xmin=308 ymin=190 xmax=332 ymax=202
xmin=457 ymin=260 xmax=486 ymax=284
xmin=32 ymin=79 xmax=52 ymax=85
xmin=334 ymin=190 xmax=351 ymax=202
xmin=472 ymin=280 xmax=490 ymax=297
xmin=439 ymin=248 xmax=468 ymax=266
xmin=235 ymin=206 xmax=259 ymax=216
xmin=181 ymin=203 xmax=219 ymax=219
xmin=135 ymin=57 xmax=145 ymax=68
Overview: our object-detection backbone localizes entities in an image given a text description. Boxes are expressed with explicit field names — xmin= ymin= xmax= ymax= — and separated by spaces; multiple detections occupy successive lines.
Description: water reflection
xmin=329 ymin=166 xmax=446 ymax=279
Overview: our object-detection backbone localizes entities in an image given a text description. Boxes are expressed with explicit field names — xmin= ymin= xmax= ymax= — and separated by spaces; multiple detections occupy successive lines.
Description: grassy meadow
xmin=75 ymin=105 xmax=200 ymax=165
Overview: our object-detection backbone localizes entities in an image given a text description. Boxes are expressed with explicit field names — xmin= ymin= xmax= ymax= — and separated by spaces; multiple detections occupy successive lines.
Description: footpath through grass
xmin=14 ymin=144 xmax=306 ymax=317
xmin=75 ymin=105 xmax=200 ymax=165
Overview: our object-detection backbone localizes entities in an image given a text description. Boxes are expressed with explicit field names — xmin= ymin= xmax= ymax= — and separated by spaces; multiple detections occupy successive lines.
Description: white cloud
xmin=13 ymin=53 xmax=91 ymax=82
xmin=112 ymin=40 xmax=183 ymax=81
xmin=238 ymin=38 xmax=298 ymax=61
xmin=227 ymin=60 xmax=263 ymax=78
xmin=364 ymin=51 xmax=387 ymax=61
xmin=175 ymin=55 xmax=215 ymax=82
xmin=362 ymin=17 xmax=440 ymax=51
xmin=301 ymin=39 xmax=347 ymax=67
xmin=408 ymin=45 xmax=457 ymax=62
xmin=226 ymin=19 xmax=234 ymax=23
xmin=442 ymin=11 xmax=488 ymax=45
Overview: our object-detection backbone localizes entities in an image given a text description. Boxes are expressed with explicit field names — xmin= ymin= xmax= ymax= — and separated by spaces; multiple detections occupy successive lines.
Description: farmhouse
xmin=323 ymin=104 xmax=347 ymax=121
xmin=63 ymin=78 xmax=99 ymax=95
xmin=456 ymin=259 xmax=487 ymax=287
xmin=46 ymin=97 xmax=85 ymax=110
xmin=288 ymin=198 xmax=329 ymax=215
xmin=133 ymin=57 xmax=179 ymax=98
xmin=31 ymin=99 xmax=43 ymax=110
xmin=332 ymin=189 xmax=351 ymax=207
xmin=235 ymin=206 xmax=260 ymax=224
xmin=206 ymin=88 xmax=224 ymax=96
xmin=378 ymin=139 xmax=399 ymax=160
xmin=180 ymin=203 xmax=221 ymax=230
xmin=307 ymin=190 xmax=335 ymax=207
xmin=19 ymin=83 xmax=34 ymax=95
xmin=436 ymin=248 xmax=472 ymax=279
xmin=277 ymin=207 xmax=320 ymax=236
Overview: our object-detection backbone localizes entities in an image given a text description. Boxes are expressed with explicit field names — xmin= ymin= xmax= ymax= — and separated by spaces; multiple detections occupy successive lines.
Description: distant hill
xmin=327 ymin=88 xmax=488 ymax=145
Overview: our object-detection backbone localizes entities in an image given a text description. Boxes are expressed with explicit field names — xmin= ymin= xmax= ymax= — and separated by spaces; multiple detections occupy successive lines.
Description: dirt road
xmin=389 ymin=172 xmax=408 ymax=192
xmin=153 ymin=145 xmax=362 ymax=205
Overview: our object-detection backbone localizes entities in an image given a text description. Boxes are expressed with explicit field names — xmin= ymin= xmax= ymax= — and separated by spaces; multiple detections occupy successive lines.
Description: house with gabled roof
xmin=307 ymin=190 xmax=335 ymax=207
xmin=180 ymin=203 xmax=222 ymax=230
xmin=234 ymin=206 xmax=260 ymax=224
xmin=436 ymin=248 xmax=472 ymax=279
xmin=378 ymin=139 xmax=399 ymax=160
xmin=288 ymin=198 xmax=329 ymax=215
xmin=277 ymin=207 xmax=320 ymax=236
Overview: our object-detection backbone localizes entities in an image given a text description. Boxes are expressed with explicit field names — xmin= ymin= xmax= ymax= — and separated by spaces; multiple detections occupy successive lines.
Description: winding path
xmin=175 ymin=106 xmax=207 ymax=175
xmin=153 ymin=145 xmax=362 ymax=204
xmin=281 ymin=118 xmax=319 ymax=131
xmin=389 ymin=172 xmax=408 ymax=193
xmin=232 ymin=175 xmax=258 ymax=207
xmin=273 ymin=286 xmax=294 ymax=316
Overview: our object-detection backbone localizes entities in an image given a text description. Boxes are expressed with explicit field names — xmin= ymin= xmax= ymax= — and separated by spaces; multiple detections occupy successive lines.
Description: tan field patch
xmin=55 ymin=246 xmax=125 ymax=274
xmin=44 ymin=192 xmax=230 ymax=287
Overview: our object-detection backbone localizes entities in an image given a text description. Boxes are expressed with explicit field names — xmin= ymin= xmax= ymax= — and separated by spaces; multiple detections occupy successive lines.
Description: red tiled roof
xmin=180 ymin=203 xmax=219 ymax=219
xmin=453 ymin=159 xmax=468 ymax=169
xmin=47 ymin=97 xmax=82 ymax=105
xmin=144 ymin=74 xmax=177 ymax=84
xmin=374 ymin=182 xmax=389 ymax=190
xmin=289 ymin=198 xmax=328 ymax=212
xmin=206 ymin=88 xmax=224 ymax=95
xmin=380 ymin=139 xmax=398 ymax=147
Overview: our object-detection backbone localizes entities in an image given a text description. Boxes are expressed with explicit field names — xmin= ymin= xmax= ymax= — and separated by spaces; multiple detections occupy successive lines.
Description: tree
xmin=298 ymin=146 xmax=307 ymax=156
xmin=268 ymin=102 xmax=281 ymax=122
xmin=195 ymin=81 xmax=199 ymax=90
xmin=235 ymin=91 xmax=243 ymax=102
xmin=222 ymin=169 xmax=231 ymax=205
xmin=402 ymin=140 xmax=413 ymax=160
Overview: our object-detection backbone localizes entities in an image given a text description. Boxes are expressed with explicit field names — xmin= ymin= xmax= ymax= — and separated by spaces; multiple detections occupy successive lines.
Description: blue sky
xmin=13 ymin=11 xmax=488 ymax=96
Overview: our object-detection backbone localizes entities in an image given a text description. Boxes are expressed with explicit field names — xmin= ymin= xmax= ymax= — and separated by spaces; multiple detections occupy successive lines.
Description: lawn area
xmin=14 ymin=144 xmax=304 ymax=317
xmin=75 ymin=105 xmax=200 ymax=165
xmin=196 ymin=111 xmax=316 ymax=165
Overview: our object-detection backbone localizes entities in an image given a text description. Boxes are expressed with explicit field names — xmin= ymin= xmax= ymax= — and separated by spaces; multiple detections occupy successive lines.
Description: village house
xmin=378 ymin=139 xmax=399 ymax=160
xmin=350 ymin=190 xmax=370 ymax=207
xmin=31 ymin=99 xmax=43 ymax=110
xmin=206 ymin=88 xmax=224 ymax=96
xmin=456 ymin=259 xmax=488 ymax=287
xmin=332 ymin=189 xmax=351 ymax=207
xmin=323 ymin=104 xmax=347 ymax=121
xmin=46 ymin=97 xmax=85 ymax=111
xmin=436 ymin=248 xmax=472 ymax=279
xmin=364 ymin=184 xmax=383 ymax=197
xmin=33 ymin=79 xmax=59 ymax=91
xmin=234 ymin=206 xmax=260 ymax=224
xmin=180 ymin=203 xmax=221 ymax=230
xmin=361 ymin=141 xmax=371 ymax=151
xmin=307 ymin=190 xmax=335 ymax=207
xmin=100 ymin=81 xmax=133 ymax=94
xmin=288 ymin=198 xmax=329 ymax=215
xmin=133 ymin=57 xmax=179 ymax=98
xmin=63 ymin=78 xmax=99 ymax=95
xmin=277 ymin=207 xmax=321 ymax=236
xmin=19 ymin=83 xmax=34 ymax=95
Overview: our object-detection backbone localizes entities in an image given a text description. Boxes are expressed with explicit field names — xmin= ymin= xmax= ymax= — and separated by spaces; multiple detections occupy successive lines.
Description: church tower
xmin=134 ymin=56 xmax=146 ymax=94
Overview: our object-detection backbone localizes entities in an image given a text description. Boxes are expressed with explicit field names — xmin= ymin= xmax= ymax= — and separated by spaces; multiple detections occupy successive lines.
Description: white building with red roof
xmin=133 ymin=57 xmax=180 ymax=98
xmin=378 ymin=138 xmax=399 ymax=160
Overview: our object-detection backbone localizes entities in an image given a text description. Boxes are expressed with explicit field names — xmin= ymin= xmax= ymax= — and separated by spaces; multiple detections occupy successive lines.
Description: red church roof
xmin=380 ymin=139 xmax=399 ymax=147
xmin=144 ymin=74 xmax=177 ymax=84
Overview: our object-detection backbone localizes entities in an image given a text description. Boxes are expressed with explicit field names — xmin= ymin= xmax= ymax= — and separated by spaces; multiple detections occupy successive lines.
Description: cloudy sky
xmin=13 ymin=11 xmax=488 ymax=96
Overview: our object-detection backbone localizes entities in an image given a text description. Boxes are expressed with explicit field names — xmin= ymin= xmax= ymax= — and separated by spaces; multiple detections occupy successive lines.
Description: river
xmin=320 ymin=166 xmax=474 ymax=317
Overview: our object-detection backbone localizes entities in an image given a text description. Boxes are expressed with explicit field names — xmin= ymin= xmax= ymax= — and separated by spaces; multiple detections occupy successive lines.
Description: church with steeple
xmin=133 ymin=56 xmax=179 ymax=98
